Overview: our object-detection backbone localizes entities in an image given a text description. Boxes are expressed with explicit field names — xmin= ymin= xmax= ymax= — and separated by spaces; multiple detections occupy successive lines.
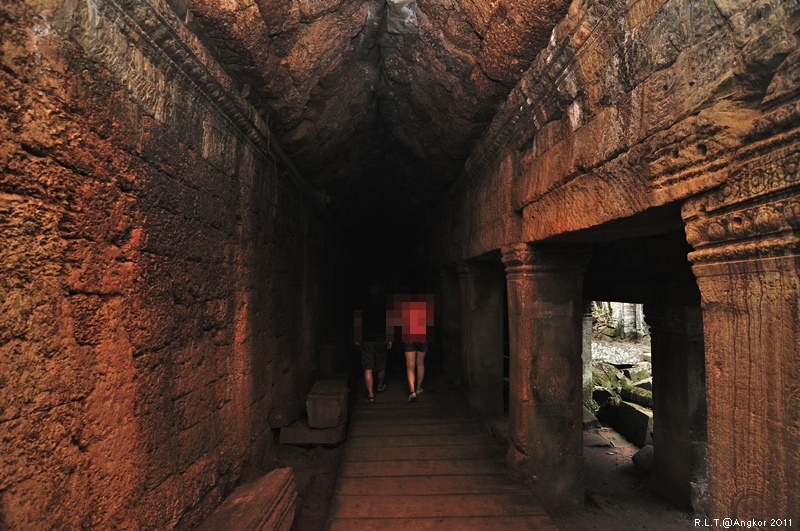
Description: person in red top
xmin=395 ymin=293 xmax=434 ymax=402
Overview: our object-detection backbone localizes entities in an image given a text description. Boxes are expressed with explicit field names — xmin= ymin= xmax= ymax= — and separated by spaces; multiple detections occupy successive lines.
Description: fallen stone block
xmin=634 ymin=378 xmax=652 ymax=391
xmin=583 ymin=405 xmax=601 ymax=430
xmin=280 ymin=418 xmax=347 ymax=446
xmin=197 ymin=467 xmax=297 ymax=531
xmin=623 ymin=363 xmax=651 ymax=383
xmin=306 ymin=378 xmax=349 ymax=428
xmin=615 ymin=401 xmax=653 ymax=448
xmin=620 ymin=386 xmax=653 ymax=408
xmin=268 ymin=400 xmax=303 ymax=429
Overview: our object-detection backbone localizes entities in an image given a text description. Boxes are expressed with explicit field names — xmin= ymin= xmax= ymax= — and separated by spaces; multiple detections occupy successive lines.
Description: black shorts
xmin=359 ymin=342 xmax=387 ymax=371
xmin=403 ymin=342 xmax=428 ymax=353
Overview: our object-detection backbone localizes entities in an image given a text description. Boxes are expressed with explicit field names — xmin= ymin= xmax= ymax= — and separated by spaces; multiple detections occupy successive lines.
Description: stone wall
xmin=425 ymin=0 xmax=798 ymax=260
xmin=0 ymin=0 xmax=346 ymax=527
xmin=423 ymin=0 xmax=800 ymax=520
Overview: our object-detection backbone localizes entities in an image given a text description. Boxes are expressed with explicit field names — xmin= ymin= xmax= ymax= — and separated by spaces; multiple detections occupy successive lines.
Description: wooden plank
xmin=349 ymin=416 xmax=475 ymax=428
xmin=346 ymin=434 xmax=488 ymax=448
xmin=326 ymin=377 xmax=557 ymax=530
xmin=342 ymin=444 xmax=504 ymax=462
xmin=328 ymin=493 xmax=549 ymax=519
xmin=348 ymin=422 xmax=482 ymax=437
xmin=337 ymin=458 xmax=509 ymax=478
xmin=335 ymin=474 xmax=528 ymax=496
xmin=351 ymin=408 xmax=460 ymax=421
xmin=327 ymin=516 xmax=558 ymax=531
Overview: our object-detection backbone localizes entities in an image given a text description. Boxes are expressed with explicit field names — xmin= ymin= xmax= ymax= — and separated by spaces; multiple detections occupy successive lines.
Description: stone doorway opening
xmin=521 ymin=203 xmax=710 ymax=524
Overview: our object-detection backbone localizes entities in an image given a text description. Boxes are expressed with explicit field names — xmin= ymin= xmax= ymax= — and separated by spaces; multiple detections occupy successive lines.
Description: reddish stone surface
xmin=183 ymin=0 xmax=571 ymax=232
xmin=424 ymin=0 xmax=800 ymax=521
xmin=0 ymin=0 xmax=346 ymax=527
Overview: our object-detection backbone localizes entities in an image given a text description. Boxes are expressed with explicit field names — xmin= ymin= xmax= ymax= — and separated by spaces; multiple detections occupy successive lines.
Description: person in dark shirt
xmin=354 ymin=286 xmax=394 ymax=403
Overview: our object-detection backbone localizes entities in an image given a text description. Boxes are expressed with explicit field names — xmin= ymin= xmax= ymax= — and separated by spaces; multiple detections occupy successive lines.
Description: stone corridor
xmin=2 ymin=0 xmax=799 ymax=528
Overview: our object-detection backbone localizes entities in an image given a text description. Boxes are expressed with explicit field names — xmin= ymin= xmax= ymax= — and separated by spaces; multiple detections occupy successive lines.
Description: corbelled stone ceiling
xmin=184 ymin=0 xmax=571 ymax=241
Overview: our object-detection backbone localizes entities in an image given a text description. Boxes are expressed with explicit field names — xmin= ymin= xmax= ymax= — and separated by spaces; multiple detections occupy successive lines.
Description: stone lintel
xmin=683 ymin=120 xmax=800 ymax=269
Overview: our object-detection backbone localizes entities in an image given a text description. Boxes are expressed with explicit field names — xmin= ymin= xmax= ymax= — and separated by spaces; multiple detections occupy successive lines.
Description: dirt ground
xmin=276 ymin=414 xmax=693 ymax=531
xmin=551 ymin=427 xmax=694 ymax=530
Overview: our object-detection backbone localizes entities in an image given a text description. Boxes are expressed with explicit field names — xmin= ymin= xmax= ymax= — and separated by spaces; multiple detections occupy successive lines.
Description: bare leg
xmin=364 ymin=369 xmax=374 ymax=397
xmin=404 ymin=350 xmax=416 ymax=394
xmin=377 ymin=369 xmax=386 ymax=389
xmin=415 ymin=350 xmax=426 ymax=392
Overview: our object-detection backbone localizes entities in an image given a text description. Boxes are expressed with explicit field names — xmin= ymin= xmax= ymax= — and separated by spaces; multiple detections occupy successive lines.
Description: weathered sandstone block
xmin=280 ymin=419 xmax=347 ymax=446
xmin=197 ymin=467 xmax=297 ymax=531
xmin=616 ymin=401 xmax=653 ymax=448
xmin=306 ymin=378 xmax=349 ymax=428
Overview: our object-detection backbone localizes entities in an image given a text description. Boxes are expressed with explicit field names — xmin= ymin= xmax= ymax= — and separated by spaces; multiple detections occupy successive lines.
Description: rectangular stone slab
xmin=616 ymin=401 xmax=653 ymax=448
xmin=280 ymin=418 xmax=347 ymax=446
xmin=306 ymin=379 xmax=349 ymax=428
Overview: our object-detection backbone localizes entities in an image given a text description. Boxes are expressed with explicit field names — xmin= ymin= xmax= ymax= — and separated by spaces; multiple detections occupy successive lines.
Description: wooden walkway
xmin=325 ymin=377 xmax=557 ymax=530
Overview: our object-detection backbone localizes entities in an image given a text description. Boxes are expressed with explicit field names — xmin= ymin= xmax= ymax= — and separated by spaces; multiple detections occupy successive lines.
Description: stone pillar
xmin=501 ymin=243 xmax=589 ymax=513
xmin=582 ymin=301 xmax=593 ymax=402
xmin=682 ymin=125 xmax=800 ymax=519
xmin=439 ymin=266 xmax=462 ymax=384
xmin=645 ymin=302 xmax=707 ymax=512
xmin=456 ymin=260 xmax=505 ymax=417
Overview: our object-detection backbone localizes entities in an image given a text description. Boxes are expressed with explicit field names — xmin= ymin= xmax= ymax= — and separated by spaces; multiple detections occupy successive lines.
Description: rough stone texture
xmin=0 ymin=0 xmax=346 ymax=528
xmin=502 ymin=244 xmax=588 ymax=513
xmin=583 ymin=406 xmax=601 ymax=430
xmin=616 ymin=402 xmax=654 ymax=449
xmin=620 ymin=386 xmax=653 ymax=409
xmin=196 ymin=467 xmax=297 ymax=531
xmin=423 ymin=0 xmax=799 ymax=520
xmin=426 ymin=0 xmax=799 ymax=262
xmin=4 ymin=0 xmax=800 ymax=524
xmin=646 ymin=303 xmax=706 ymax=511
xmin=179 ymin=0 xmax=571 ymax=242
xmin=268 ymin=400 xmax=304 ymax=429
xmin=683 ymin=110 xmax=800 ymax=518
xmin=306 ymin=378 xmax=349 ymax=429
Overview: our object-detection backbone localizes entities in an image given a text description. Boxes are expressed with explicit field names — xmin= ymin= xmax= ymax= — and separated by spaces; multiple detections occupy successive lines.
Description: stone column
xmin=682 ymin=125 xmax=800 ymax=519
xmin=501 ymin=243 xmax=589 ymax=513
xmin=456 ymin=260 xmax=504 ymax=417
xmin=439 ymin=266 xmax=462 ymax=384
xmin=644 ymin=302 xmax=707 ymax=513
xmin=582 ymin=301 xmax=593 ymax=402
